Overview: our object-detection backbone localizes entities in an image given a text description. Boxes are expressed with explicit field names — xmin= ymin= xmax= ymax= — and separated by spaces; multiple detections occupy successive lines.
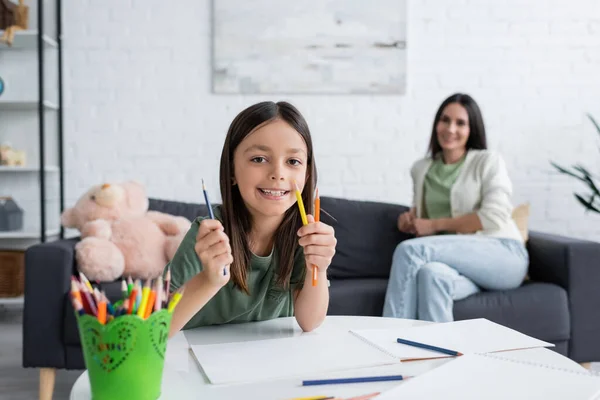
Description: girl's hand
xmin=194 ymin=219 xmax=232 ymax=288
xmin=297 ymin=215 xmax=337 ymax=271
xmin=413 ymin=218 xmax=437 ymax=237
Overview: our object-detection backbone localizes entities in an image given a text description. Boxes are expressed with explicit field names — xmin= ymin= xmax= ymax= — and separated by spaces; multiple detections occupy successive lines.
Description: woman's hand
xmin=297 ymin=215 xmax=337 ymax=272
xmin=194 ymin=219 xmax=232 ymax=288
xmin=413 ymin=218 xmax=438 ymax=237
xmin=398 ymin=208 xmax=416 ymax=234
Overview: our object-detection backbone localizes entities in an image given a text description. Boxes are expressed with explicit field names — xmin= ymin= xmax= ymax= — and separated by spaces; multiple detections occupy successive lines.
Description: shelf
xmin=0 ymin=30 xmax=57 ymax=49
xmin=0 ymin=296 xmax=23 ymax=306
xmin=0 ymin=228 xmax=60 ymax=239
xmin=0 ymin=165 xmax=59 ymax=172
xmin=0 ymin=100 xmax=59 ymax=110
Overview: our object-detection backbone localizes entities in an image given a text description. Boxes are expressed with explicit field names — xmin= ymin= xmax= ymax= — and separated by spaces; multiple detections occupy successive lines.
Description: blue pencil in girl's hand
xmin=202 ymin=178 xmax=216 ymax=220
xmin=202 ymin=179 xmax=226 ymax=275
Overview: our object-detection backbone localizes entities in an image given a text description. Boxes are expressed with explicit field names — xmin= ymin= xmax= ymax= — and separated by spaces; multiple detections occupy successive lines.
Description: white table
xmin=70 ymin=316 xmax=584 ymax=400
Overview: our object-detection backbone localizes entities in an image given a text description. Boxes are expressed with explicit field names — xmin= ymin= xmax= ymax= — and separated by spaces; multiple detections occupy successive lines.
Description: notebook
xmin=350 ymin=318 xmax=553 ymax=361
xmin=189 ymin=332 xmax=399 ymax=385
xmin=375 ymin=353 xmax=600 ymax=399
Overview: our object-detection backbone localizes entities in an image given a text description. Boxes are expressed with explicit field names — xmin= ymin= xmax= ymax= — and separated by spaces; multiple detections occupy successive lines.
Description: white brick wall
xmin=63 ymin=0 xmax=600 ymax=241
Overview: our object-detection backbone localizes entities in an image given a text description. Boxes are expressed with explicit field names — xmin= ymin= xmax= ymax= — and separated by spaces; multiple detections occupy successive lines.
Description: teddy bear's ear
xmin=122 ymin=181 xmax=149 ymax=215
xmin=61 ymin=208 xmax=78 ymax=228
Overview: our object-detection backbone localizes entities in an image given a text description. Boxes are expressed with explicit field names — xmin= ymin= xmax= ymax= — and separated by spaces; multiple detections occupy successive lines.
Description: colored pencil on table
xmin=344 ymin=392 xmax=381 ymax=400
xmin=302 ymin=375 xmax=406 ymax=386
xmin=396 ymin=338 xmax=462 ymax=357
xmin=312 ymin=188 xmax=320 ymax=287
xmin=202 ymin=179 xmax=227 ymax=276
xmin=293 ymin=180 xmax=318 ymax=286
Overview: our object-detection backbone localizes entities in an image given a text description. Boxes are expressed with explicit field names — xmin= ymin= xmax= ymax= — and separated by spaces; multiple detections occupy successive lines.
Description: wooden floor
xmin=0 ymin=307 xmax=81 ymax=400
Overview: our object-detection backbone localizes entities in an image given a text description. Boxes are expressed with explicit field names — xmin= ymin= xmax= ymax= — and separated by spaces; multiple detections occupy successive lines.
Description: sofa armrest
xmin=527 ymin=230 xmax=600 ymax=362
xmin=22 ymin=239 xmax=78 ymax=368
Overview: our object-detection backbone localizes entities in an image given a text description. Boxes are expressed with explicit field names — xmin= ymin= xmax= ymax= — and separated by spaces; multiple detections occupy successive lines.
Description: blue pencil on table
xmin=396 ymin=338 xmax=462 ymax=357
xmin=302 ymin=375 xmax=406 ymax=386
xmin=202 ymin=179 xmax=227 ymax=276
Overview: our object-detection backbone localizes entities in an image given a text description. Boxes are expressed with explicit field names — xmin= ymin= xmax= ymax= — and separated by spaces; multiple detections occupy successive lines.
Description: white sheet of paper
xmin=376 ymin=353 xmax=600 ymax=400
xmin=165 ymin=331 xmax=190 ymax=373
xmin=351 ymin=318 xmax=553 ymax=360
xmin=190 ymin=332 xmax=398 ymax=385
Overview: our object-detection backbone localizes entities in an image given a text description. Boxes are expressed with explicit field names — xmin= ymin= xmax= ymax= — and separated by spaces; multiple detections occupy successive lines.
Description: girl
xmin=383 ymin=93 xmax=528 ymax=323
xmin=168 ymin=101 xmax=336 ymax=336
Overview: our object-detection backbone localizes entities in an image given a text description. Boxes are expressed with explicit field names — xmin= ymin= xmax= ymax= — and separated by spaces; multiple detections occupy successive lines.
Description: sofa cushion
xmin=453 ymin=282 xmax=570 ymax=343
xmin=149 ymin=198 xmax=208 ymax=221
xmin=328 ymin=278 xmax=388 ymax=316
xmin=320 ymin=197 xmax=412 ymax=279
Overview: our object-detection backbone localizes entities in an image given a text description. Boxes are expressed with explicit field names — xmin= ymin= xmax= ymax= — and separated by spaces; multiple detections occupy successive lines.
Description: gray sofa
xmin=23 ymin=196 xmax=600 ymax=387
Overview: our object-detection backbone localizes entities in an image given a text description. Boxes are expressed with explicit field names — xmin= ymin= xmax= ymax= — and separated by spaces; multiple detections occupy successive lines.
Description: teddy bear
xmin=61 ymin=181 xmax=192 ymax=282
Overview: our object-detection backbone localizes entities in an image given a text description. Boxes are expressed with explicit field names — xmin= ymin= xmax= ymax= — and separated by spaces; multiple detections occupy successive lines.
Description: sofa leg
xmin=581 ymin=362 xmax=592 ymax=370
xmin=39 ymin=368 xmax=56 ymax=400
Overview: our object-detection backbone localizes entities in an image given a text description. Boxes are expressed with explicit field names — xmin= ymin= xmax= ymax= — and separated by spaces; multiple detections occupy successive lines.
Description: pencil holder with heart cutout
xmin=75 ymin=310 xmax=172 ymax=400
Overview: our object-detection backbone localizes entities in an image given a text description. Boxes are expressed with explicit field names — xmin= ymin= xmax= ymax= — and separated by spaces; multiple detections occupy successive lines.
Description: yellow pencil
xmin=137 ymin=280 xmax=151 ymax=318
xmin=168 ymin=288 xmax=185 ymax=313
xmin=293 ymin=180 xmax=308 ymax=226
xmin=294 ymin=180 xmax=318 ymax=285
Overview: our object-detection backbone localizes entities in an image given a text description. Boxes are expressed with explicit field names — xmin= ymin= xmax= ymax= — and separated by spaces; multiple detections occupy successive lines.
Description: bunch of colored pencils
xmin=69 ymin=269 xmax=183 ymax=325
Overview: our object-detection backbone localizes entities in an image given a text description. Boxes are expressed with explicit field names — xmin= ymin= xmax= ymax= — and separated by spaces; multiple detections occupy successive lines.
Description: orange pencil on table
xmin=313 ymin=188 xmax=320 ymax=287
xmin=293 ymin=180 xmax=319 ymax=286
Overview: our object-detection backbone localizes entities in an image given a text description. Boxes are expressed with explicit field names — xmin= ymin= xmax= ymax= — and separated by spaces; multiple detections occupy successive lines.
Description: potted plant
xmin=551 ymin=114 xmax=600 ymax=214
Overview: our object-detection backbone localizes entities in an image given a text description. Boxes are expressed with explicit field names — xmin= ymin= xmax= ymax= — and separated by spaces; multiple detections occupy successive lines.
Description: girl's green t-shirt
xmin=165 ymin=207 xmax=306 ymax=329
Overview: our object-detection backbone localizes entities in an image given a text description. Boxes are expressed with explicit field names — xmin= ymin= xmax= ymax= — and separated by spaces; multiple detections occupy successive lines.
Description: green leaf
xmin=575 ymin=193 xmax=600 ymax=214
xmin=550 ymin=162 xmax=587 ymax=181
xmin=587 ymin=113 xmax=600 ymax=136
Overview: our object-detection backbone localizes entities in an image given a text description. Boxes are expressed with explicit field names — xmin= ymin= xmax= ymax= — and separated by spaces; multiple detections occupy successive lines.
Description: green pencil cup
xmin=75 ymin=310 xmax=172 ymax=400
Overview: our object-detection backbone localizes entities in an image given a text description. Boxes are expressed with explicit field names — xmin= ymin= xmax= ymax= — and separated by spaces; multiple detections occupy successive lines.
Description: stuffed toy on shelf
xmin=0 ymin=0 xmax=29 ymax=46
xmin=61 ymin=181 xmax=192 ymax=282
xmin=0 ymin=143 xmax=26 ymax=166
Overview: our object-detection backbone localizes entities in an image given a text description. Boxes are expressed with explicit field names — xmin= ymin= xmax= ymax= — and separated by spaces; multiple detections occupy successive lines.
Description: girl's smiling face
xmin=233 ymin=118 xmax=308 ymax=220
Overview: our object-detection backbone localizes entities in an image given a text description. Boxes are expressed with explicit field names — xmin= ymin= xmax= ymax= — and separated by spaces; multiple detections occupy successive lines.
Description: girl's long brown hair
xmin=219 ymin=101 xmax=316 ymax=294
